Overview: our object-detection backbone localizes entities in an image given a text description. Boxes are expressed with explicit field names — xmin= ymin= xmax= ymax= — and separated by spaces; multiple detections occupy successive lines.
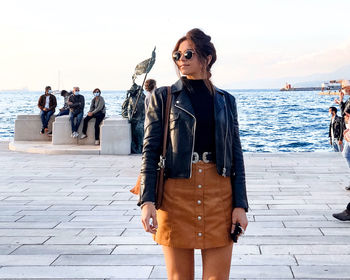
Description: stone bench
xmin=52 ymin=115 xmax=96 ymax=145
xmin=13 ymin=114 xmax=131 ymax=155
xmin=14 ymin=115 xmax=55 ymax=141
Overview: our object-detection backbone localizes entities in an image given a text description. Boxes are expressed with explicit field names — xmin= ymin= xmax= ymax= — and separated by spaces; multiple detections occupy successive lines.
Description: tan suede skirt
xmin=154 ymin=162 xmax=233 ymax=249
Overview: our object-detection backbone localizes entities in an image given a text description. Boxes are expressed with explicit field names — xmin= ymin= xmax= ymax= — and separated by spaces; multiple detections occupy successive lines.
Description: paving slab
xmin=0 ymin=142 xmax=350 ymax=279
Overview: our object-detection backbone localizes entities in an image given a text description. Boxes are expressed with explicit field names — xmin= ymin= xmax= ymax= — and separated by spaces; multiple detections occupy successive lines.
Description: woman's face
xmin=175 ymin=40 xmax=204 ymax=79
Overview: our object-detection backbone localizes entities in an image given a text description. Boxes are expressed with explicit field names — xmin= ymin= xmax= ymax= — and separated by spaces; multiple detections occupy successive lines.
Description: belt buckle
xmin=202 ymin=152 xmax=210 ymax=163
xmin=192 ymin=152 xmax=199 ymax=163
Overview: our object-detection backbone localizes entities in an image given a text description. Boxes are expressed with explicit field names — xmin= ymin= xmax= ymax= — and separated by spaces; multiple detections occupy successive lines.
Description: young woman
xmin=139 ymin=28 xmax=248 ymax=279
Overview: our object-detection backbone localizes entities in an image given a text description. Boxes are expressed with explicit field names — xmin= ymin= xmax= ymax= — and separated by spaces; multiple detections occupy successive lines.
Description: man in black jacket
xmin=329 ymin=107 xmax=343 ymax=152
xmin=68 ymin=87 xmax=85 ymax=138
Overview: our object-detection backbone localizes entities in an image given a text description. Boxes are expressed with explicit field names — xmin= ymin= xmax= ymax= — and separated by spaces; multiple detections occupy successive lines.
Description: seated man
xmin=68 ymin=87 xmax=85 ymax=138
xmin=56 ymin=90 xmax=72 ymax=117
xmin=80 ymin=88 xmax=106 ymax=145
xmin=37 ymin=86 xmax=57 ymax=134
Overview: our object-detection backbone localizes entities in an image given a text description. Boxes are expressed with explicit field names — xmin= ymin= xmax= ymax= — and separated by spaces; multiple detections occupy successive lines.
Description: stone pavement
xmin=0 ymin=141 xmax=349 ymax=279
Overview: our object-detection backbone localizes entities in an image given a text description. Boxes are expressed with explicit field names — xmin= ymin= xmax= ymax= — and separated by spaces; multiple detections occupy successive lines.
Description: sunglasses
xmin=172 ymin=50 xmax=195 ymax=62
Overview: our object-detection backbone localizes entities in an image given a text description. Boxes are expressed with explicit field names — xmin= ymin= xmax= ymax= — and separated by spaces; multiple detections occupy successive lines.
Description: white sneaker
xmin=75 ymin=132 xmax=79 ymax=138
xmin=80 ymin=134 xmax=87 ymax=139
xmin=71 ymin=133 xmax=74 ymax=138
xmin=94 ymin=140 xmax=100 ymax=145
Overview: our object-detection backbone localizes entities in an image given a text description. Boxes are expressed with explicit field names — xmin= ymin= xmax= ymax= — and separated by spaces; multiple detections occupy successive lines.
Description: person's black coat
xmin=68 ymin=94 xmax=85 ymax=115
xmin=329 ymin=115 xmax=343 ymax=141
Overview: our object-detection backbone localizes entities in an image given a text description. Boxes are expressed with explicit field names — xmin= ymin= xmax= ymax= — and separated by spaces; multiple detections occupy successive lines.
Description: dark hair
xmin=173 ymin=28 xmax=217 ymax=93
xmin=329 ymin=106 xmax=337 ymax=114
xmin=144 ymin=79 xmax=156 ymax=92
xmin=93 ymin=88 xmax=101 ymax=93
xmin=60 ymin=90 xmax=68 ymax=96
xmin=45 ymin=86 xmax=51 ymax=91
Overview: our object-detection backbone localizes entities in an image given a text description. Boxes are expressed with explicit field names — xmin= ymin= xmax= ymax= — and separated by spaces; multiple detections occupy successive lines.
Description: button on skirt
xmin=154 ymin=162 xmax=233 ymax=249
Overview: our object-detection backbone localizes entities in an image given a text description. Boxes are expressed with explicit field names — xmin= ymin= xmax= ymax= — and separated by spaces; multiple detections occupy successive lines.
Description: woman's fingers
xmin=239 ymin=218 xmax=248 ymax=231
xmin=141 ymin=204 xmax=157 ymax=234
xmin=232 ymin=208 xmax=248 ymax=231
xmin=152 ymin=211 xmax=158 ymax=229
xmin=141 ymin=215 xmax=151 ymax=232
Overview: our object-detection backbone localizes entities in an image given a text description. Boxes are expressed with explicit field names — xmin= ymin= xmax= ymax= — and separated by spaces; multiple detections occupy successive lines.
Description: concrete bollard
xmin=100 ymin=117 xmax=131 ymax=155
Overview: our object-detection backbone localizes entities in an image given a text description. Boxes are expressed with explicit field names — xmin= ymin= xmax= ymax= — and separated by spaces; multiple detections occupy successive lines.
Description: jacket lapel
xmin=172 ymin=79 xmax=195 ymax=117
xmin=214 ymin=89 xmax=225 ymax=116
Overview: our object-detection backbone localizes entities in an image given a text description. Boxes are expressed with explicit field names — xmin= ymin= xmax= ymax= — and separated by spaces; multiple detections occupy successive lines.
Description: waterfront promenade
xmin=0 ymin=141 xmax=350 ymax=279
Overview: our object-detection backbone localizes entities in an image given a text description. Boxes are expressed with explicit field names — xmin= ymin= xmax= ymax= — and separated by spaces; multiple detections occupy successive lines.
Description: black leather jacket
xmin=139 ymin=79 xmax=248 ymax=211
xmin=329 ymin=115 xmax=343 ymax=141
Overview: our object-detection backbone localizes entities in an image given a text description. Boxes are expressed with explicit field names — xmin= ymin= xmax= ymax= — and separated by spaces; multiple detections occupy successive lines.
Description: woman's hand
xmin=231 ymin=207 xmax=248 ymax=239
xmin=141 ymin=202 xmax=158 ymax=234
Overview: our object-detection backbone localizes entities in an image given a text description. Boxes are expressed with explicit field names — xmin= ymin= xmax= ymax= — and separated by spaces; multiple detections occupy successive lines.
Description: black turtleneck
xmin=185 ymin=78 xmax=215 ymax=156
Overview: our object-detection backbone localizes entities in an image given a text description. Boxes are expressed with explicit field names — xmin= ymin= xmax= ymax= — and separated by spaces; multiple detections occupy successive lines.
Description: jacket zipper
xmin=175 ymin=104 xmax=196 ymax=178
xmin=222 ymin=95 xmax=228 ymax=177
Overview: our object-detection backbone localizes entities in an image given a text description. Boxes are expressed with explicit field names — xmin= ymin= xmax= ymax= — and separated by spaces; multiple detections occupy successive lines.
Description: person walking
xmin=80 ymin=88 xmax=106 ymax=145
xmin=68 ymin=87 xmax=85 ymax=138
xmin=139 ymin=28 xmax=248 ymax=279
xmin=328 ymin=106 xmax=343 ymax=152
xmin=37 ymin=86 xmax=57 ymax=135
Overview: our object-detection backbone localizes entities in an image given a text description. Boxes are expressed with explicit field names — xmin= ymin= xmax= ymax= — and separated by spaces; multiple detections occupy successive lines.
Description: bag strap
xmin=161 ymin=87 xmax=172 ymax=159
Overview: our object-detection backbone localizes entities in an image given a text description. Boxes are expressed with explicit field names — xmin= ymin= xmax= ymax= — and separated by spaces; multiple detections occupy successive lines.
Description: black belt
xmin=192 ymin=152 xmax=214 ymax=163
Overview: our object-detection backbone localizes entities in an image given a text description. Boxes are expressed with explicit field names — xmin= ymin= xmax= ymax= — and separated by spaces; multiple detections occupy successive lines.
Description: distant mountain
xmin=293 ymin=64 xmax=350 ymax=87
xmin=232 ymin=64 xmax=350 ymax=89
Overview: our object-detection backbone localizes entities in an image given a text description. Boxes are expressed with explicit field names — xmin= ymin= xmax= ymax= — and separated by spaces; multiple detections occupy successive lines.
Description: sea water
xmin=0 ymin=89 xmax=339 ymax=153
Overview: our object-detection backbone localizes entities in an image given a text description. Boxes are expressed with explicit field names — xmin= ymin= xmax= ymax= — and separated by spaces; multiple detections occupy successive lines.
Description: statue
xmin=121 ymin=47 xmax=156 ymax=154
xmin=127 ymin=83 xmax=145 ymax=154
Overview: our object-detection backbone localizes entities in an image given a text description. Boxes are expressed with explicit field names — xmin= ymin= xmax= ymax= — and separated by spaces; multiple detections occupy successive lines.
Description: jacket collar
xmin=171 ymin=78 xmax=184 ymax=93
xmin=171 ymin=78 xmax=225 ymax=96
xmin=171 ymin=78 xmax=226 ymax=116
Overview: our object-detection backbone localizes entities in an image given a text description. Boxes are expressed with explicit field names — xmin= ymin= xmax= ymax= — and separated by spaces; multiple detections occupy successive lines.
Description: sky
xmin=0 ymin=0 xmax=350 ymax=91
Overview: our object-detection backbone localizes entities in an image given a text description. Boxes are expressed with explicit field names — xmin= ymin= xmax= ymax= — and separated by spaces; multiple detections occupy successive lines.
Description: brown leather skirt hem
xmin=153 ymin=162 xmax=233 ymax=249
xmin=153 ymin=235 xmax=233 ymax=249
